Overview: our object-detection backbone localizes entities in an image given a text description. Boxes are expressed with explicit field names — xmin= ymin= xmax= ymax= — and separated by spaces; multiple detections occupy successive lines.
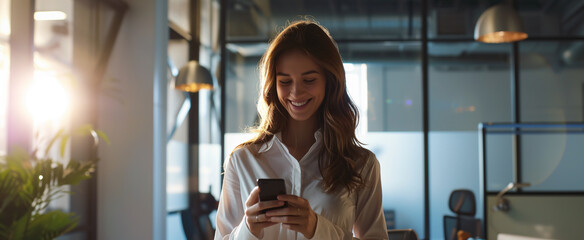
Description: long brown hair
xmin=236 ymin=19 xmax=368 ymax=193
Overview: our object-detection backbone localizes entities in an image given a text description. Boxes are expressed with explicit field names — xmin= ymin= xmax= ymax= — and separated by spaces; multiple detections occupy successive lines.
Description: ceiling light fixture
xmin=34 ymin=11 xmax=67 ymax=21
xmin=474 ymin=0 xmax=527 ymax=43
xmin=174 ymin=60 xmax=213 ymax=93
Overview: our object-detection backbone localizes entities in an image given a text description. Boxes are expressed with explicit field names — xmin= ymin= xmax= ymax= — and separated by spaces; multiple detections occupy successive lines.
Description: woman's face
xmin=275 ymin=49 xmax=326 ymax=123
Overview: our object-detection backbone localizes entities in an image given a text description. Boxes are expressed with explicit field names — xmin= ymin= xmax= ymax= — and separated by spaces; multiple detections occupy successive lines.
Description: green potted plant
xmin=0 ymin=125 xmax=108 ymax=239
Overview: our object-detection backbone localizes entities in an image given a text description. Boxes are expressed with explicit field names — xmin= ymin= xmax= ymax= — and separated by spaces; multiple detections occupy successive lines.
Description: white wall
xmin=97 ymin=0 xmax=167 ymax=239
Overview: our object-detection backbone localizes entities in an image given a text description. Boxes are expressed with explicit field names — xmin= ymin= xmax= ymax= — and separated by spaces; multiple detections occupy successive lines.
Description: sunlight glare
xmin=0 ymin=22 xmax=9 ymax=37
xmin=26 ymin=72 xmax=69 ymax=122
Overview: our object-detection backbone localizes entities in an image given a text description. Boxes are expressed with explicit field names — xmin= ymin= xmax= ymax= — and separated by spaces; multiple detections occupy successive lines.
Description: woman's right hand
xmin=245 ymin=186 xmax=286 ymax=237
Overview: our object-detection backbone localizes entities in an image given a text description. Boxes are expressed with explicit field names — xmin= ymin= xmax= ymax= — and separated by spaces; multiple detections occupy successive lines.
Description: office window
xmin=32 ymin=0 xmax=74 ymax=132
xmin=32 ymin=0 xmax=75 ymax=214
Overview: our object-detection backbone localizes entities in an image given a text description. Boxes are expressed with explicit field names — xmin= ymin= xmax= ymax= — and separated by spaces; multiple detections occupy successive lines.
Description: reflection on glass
xmin=522 ymin=134 xmax=584 ymax=191
xmin=483 ymin=124 xmax=584 ymax=192
xmin=519 ymin=41 xmax=584 ymax=122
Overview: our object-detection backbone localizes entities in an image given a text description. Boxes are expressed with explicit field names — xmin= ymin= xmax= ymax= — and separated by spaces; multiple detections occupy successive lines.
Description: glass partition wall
xmin=518 ymin=40 xmax=584 ymax=192
xmin=220 ymin=0 xmax=584 ymax=239
xmin=428 ymin=41 xmax=512 ymax=240
xmin=427 ymin=1 xmax=584 ymax=239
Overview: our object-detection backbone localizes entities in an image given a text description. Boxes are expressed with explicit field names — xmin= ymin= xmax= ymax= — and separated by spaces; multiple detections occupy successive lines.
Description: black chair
xmin=388 ymin=229 xmax=419 ymax=240
xmin=181 ymin=191 xmax=218 ymax=240
xmin=443 ymin=189 xmax=483 ymax=240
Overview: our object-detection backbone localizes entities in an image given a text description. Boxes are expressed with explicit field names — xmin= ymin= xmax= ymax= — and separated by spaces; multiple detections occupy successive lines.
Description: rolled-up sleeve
xmin=214 ymin=156 xmax=259 ymax=240
xmin=352 ymin=154 xmax=388 ymax=240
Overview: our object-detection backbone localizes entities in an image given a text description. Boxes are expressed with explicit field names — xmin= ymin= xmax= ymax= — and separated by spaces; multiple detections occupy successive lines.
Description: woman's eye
xmin=279 ymin=80 xmax=291 ymax=85
xmin=305 ymin=78 xmax=316 ymax=83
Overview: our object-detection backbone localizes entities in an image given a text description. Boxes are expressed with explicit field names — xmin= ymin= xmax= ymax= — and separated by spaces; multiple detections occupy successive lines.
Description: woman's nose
xmin=290 ymin=80 xmax=303 ymax=95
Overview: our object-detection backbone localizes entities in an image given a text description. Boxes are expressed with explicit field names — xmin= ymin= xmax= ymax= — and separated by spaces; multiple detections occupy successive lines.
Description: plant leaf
xmin=95 ymin=130 xmax=111 ymax=145
xmin=1 ymin=126 xmax=105 ymax=240
xmin=44 ymin=129 xmax=65 ymax=157
xmin=59 ymin=135 xmax=70 ymax=158
xmin=5 ymin=212 xmax=30 ymax=240
xmin=26 ymin=211 xmax=77 ymax=240
xmin=61 ymin=160 xmax=95 ymax=186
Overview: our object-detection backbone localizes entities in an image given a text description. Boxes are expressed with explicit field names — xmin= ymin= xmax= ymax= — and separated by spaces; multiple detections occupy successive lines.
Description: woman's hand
xmin=265 ymin=195 xmax=318 ymax=239
xmin=244 ymin=186 xmax=286 ymax=237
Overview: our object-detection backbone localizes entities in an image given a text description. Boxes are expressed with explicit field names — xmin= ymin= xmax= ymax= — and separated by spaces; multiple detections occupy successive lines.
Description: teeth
xmin=291 ymin=100 xmax=308 ymax=107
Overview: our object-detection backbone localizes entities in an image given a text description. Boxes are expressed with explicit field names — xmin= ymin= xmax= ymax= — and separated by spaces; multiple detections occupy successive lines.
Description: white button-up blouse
xmin=214 ymin=131 xmax=388 ymax=240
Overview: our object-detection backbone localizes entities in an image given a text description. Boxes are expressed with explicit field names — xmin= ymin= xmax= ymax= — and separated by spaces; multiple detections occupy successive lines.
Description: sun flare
xmin=26 ymin=71 xmax=69 ymax=122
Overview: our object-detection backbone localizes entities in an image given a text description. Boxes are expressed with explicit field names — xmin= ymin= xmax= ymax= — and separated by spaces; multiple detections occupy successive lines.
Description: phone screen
xmin=257 ymin=178 xmax=287 ymax=212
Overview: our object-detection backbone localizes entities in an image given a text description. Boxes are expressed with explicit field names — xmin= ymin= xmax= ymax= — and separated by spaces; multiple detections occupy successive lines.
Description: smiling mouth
xmin=290 ymin=99 xmax=310 ymax=107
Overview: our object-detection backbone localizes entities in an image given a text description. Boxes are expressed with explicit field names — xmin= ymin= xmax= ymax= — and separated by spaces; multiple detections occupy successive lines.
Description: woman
xmin=214 ymin=19 xmax=388 ymax=240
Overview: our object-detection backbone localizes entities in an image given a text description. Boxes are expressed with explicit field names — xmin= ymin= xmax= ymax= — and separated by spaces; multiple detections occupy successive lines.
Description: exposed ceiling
xmin=225 ymin=0 xmax=584 ymax=66
xmin=227 ymin=0 xmax=584 ymax=39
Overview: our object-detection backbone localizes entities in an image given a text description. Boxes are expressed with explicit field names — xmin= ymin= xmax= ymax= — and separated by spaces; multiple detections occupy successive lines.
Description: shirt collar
xmin=257 ymin=129 xmax=322 ymax=153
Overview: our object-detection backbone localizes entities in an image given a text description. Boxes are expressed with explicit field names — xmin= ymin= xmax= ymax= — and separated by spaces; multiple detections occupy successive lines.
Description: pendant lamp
xmin=474 ymin=0 xmax=528 ymax=43
xmin=174 ymin=60 xmax=214 ymax=92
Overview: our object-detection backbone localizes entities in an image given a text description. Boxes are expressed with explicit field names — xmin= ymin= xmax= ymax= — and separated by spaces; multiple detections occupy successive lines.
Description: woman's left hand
xmin=265 ymin=194 xmax=317 ymax=238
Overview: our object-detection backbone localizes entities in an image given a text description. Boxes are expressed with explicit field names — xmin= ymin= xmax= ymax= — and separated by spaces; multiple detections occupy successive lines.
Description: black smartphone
xmin=257 ymin=178 xmax=288 ymax=213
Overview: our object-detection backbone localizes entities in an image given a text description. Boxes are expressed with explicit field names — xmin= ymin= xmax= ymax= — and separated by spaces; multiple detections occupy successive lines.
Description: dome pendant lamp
xmin=474 ymin=0 xmax=528 ymax=43
xmin=174 ymin=60 xmax=214 ymax=93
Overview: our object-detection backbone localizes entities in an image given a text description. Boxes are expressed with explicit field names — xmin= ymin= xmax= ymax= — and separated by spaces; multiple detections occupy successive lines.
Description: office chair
xmin=388 ymin=229 xmax=419 ymax=240
xmin=443 ymin=189 xmax=483 ymax=240
xmin=181 ymin=191 xmax=218 ymax=240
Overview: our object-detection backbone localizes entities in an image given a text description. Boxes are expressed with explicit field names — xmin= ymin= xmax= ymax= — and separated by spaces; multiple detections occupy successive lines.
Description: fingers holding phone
xmin=246 ymin=179 xmax=317 ymax=238
xmin=266 ymin=194 xmax=318 ymax=239
xmin=244 ymin=181 xmax=286 ymax=237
